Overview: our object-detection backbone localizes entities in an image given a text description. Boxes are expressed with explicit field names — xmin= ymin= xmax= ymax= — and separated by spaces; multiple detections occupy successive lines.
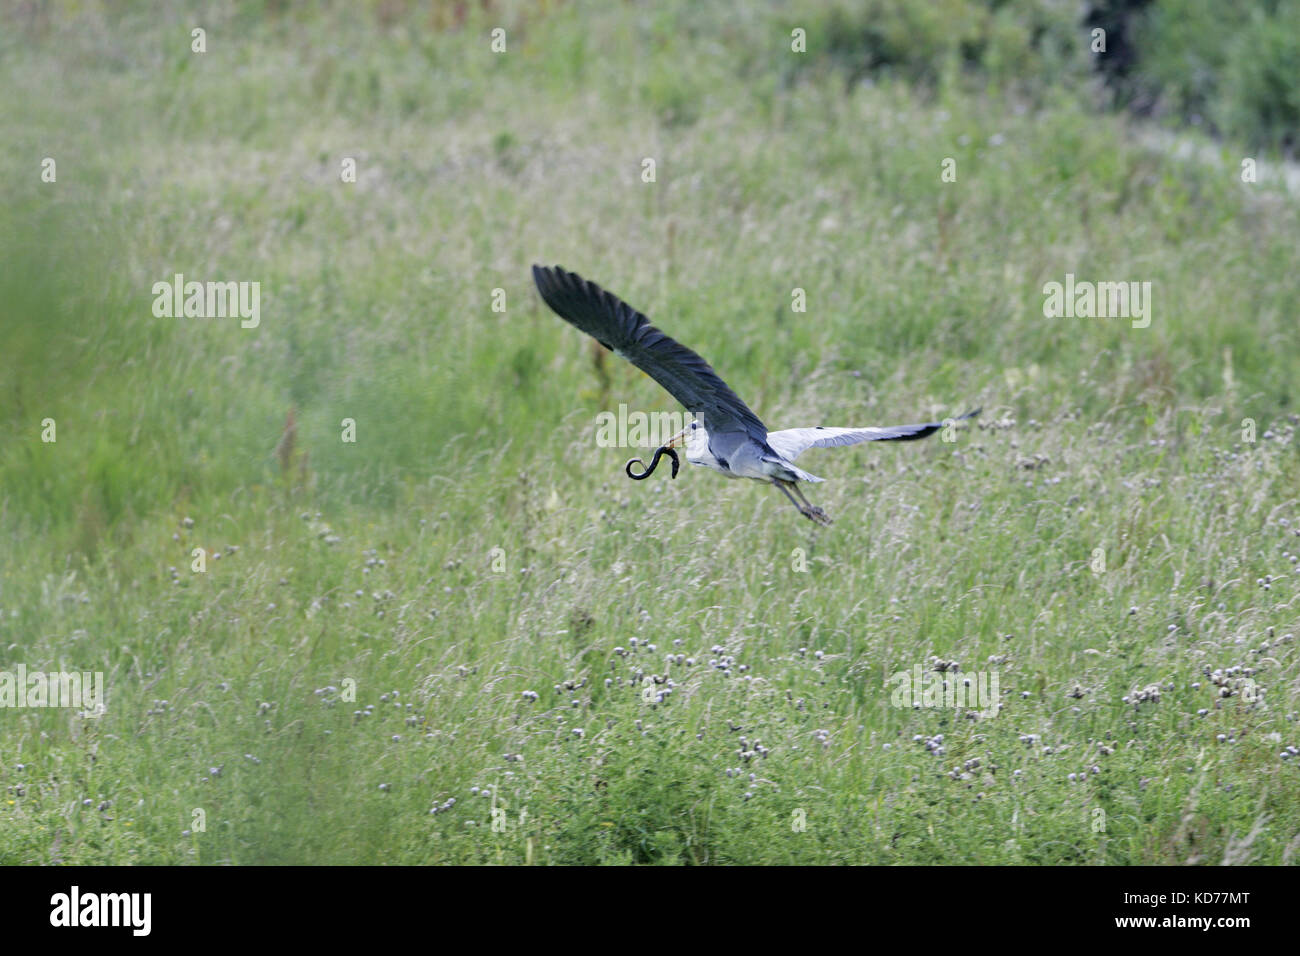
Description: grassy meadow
xmin=2 ymin=0 xmax=1299 ymax=864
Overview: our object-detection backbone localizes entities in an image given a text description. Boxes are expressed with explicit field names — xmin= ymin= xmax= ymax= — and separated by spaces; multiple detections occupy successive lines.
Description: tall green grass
xmin=1 ymin=0 xmax=1297 ymax=864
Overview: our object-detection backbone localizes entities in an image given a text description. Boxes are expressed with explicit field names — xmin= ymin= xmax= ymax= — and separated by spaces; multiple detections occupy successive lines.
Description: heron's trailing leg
xmin=789 ymin=482 xmax=828 ymax=518
xmin=773 ymin=479 xmax=832 ymax=525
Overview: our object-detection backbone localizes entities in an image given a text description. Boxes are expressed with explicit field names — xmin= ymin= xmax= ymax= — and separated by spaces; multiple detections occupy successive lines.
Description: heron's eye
xmin=691 ymin=423 xmax=699 ymax=430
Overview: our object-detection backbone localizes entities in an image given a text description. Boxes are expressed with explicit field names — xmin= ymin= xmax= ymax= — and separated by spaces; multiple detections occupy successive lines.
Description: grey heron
xmin=532 ymin=264 xmax=978 ymax=525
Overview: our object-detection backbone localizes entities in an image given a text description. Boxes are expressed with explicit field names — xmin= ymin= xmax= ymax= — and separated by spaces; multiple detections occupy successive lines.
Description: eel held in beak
xmin=625 ymin=445 xmax=680 ymax=480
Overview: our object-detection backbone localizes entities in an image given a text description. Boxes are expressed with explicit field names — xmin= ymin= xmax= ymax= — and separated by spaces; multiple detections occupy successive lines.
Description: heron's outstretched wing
xmin=768 ymin=408 xmax=981 ymax=461
xmin=532 ymin=265 xmax=768 ymax=439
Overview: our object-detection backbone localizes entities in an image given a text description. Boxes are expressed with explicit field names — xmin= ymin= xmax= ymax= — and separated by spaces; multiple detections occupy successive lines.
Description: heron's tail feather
xmin=766 ymin=458 xmax=824 ymax=483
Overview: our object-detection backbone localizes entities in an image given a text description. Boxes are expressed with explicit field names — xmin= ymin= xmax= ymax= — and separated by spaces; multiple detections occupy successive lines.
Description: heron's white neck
xmin=673 ymin=422 xmax=702 ymax=458
xmin=681 ymin=424 xmax=731 ymax=475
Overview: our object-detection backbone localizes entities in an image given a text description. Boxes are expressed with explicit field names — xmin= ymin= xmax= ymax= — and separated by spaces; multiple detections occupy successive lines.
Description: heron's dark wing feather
xmin=532 ymin=265 xmax=768 ymax=438
xmin=767 ymin=408 xmax=981 ymax=461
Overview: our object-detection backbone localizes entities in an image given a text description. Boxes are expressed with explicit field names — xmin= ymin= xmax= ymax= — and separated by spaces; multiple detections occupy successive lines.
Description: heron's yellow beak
xmin=663 ymin=426 xmax=689 ymax=449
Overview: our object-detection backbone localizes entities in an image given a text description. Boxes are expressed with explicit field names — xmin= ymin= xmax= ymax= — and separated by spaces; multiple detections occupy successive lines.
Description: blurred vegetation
xmin=1110 ymin=0 xmax=1300 ymax=153
xmin=782 ymin=0 xmax=1298 ymax=154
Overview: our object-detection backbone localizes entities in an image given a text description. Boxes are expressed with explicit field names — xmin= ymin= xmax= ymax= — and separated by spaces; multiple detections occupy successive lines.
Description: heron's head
xmin=664 ymin=420 xmax=707 ymax=456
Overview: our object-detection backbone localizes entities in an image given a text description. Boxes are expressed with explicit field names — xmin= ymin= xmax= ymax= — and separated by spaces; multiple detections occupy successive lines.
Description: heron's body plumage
xmin=681 ymin=425 xmax=824 ymax=483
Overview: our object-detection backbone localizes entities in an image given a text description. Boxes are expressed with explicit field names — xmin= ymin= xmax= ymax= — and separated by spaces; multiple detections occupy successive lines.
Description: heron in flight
xmin=532 ymin=264 xmax=978 ymax=525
